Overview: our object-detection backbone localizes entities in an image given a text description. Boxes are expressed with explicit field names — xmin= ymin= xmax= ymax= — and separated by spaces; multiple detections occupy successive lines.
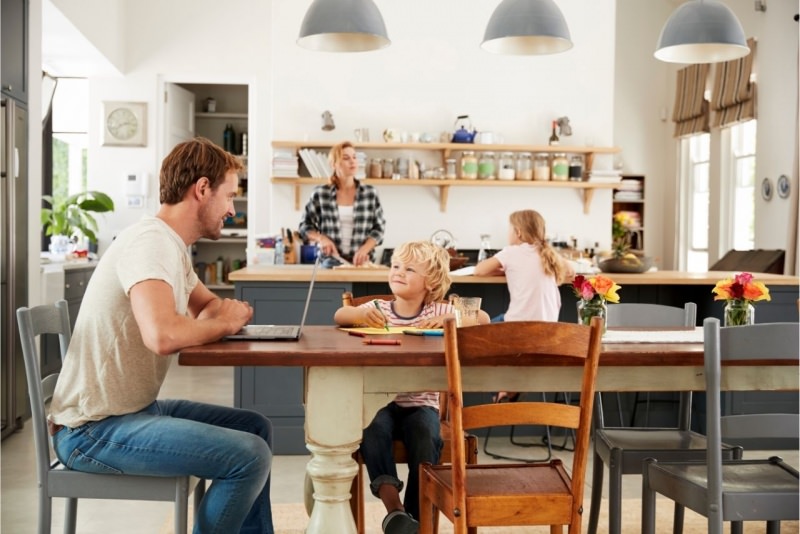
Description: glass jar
xmin=382 ymin=158 xmax=394 ymax=179
xmin=394 ymin=157 xmax=409 ymax=179
xmin=445 ymin=158 xmax=457 ymax=180
xmin=551 ymin=153 xmax=569 ymax=181
xmin=515 ymin=152 xmax=533 ymax=180
xmin=478 ymin=152 xmax=496 ymax=180
xmin=460 ymin=151 xmax=478 ymax=180
xmin=498 ymin=152 xmax=515 ymax=180
xmin=568 ymin=155 xmax=584 ymax=181
xmin=577 ymin=298 xmax=607 ymax=334
xmin=533 ymin=153 xmax=550 ymax=181
xmin=724 ymin=300 xmax=755 ymax=326
xmin=368 ymin=158 xmax=383 ymax=179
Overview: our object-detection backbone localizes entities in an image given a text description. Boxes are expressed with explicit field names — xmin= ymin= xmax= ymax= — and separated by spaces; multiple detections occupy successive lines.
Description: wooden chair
xmin=642 ymin=319 xmax=800 ymax=534
xmin=589 ymin=302 xmax=740 ymax=534
xmin=341 ymin=292 xmax=479 ymax=534
xmin=419 ymin=317 xmax=603 ymax=534
xmin=16 ymin=300 xmax=205 ymax=534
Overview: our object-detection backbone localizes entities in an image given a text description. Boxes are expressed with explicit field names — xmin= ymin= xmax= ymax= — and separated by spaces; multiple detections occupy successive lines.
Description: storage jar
xmin=478 ymin=152 xmax=496 ymax=180
xmin=533 ymin=153 xmax=550 ymax=181
xmin=515 ymin=152 xmax=533 ymax=180
xmin=551 ymin=153 xmax=569 ymax=181
xmin=382 ymin=158 xmax=394 ymax=179
xmin=460 ymin=151 xmax=478 ymax=179
xmin=368 ymin=158 xmax=383 ymax=179
xmin=498 ymin=152 xmax=515 ymax=180
xmin=569 ymin=155 xmax=584 ymax=181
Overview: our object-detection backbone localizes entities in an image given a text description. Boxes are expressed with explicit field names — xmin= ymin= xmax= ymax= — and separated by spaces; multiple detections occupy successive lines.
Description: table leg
xmin=305 ymin=367 xmax=364 ymax=534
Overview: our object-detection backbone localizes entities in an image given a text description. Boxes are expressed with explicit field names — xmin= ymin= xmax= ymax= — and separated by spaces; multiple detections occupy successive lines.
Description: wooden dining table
xmin=178 ymin=325 xmax=798 ymax=534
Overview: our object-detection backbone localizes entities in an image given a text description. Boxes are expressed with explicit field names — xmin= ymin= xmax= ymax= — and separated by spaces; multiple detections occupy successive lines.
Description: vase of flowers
xmin=712 ymin=272 xmax=771 ymax=326
xmin=572 ymin=274 xmax=621 ymax=333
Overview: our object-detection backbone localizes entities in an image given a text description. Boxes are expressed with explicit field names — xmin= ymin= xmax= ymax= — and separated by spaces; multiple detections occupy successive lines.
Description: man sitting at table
xmin=47 ymin=137 xmax=275 ymax=533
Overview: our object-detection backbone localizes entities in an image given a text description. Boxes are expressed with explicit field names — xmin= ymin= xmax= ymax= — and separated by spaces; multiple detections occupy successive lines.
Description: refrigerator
xmin=1 ymin=96 xmax=29 ymax=439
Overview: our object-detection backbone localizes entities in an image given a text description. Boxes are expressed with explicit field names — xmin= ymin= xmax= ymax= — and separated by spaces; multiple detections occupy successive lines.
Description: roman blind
xmin=672 ymin=64 xmax=710 ymax=138
xmin=711 ymin=38 xmax=757 ymax=128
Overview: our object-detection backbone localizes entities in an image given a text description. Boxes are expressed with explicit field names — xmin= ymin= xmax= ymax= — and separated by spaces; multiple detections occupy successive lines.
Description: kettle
xmin=451 ymin=115 xmax=476 ymax=143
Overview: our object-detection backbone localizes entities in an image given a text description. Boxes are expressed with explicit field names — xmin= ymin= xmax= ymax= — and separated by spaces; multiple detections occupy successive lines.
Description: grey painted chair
xmin=642 ymin=319 xmax=800 ymax=534
xmin=17 ymin=300 xmax=205 ymax=534
xmin=588 ymin=302 xmax=742 ymax=534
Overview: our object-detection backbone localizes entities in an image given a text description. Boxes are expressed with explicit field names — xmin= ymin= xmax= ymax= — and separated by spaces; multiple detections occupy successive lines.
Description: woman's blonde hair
xmin=391 ymin=241 xmax=452 ymax=304
xmin=509 ymin=210 xmax=568 ymax=283
xmin=327 ymin=141 xmax=355 ymax=187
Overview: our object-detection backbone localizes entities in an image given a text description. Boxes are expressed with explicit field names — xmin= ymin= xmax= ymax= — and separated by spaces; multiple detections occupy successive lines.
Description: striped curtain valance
xmin=711 ymin=38 xmax=757 ymax=128
xmin=672 ymin=64 xmax=710 ymax=138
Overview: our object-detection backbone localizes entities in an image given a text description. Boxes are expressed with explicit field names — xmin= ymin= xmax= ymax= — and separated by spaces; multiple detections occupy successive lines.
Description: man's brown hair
xmin=159 ymin=137 xmax=243 ymax=204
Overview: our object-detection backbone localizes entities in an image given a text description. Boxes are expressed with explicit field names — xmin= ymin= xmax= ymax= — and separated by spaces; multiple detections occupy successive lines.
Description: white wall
xmin=44 ymin=0 xmax=799 ymax=270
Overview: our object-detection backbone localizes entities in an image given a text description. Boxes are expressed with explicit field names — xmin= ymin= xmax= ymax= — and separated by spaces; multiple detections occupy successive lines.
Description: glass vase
xmin=724 ymin=300 xmax=754 ymax=326
xmin=577 ymin=298 xmax=607 ymax=333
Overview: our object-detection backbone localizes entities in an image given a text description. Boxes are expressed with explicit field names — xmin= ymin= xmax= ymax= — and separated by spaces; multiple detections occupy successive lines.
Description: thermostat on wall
xmin=125 ymin=172 xmax=149 ymax=196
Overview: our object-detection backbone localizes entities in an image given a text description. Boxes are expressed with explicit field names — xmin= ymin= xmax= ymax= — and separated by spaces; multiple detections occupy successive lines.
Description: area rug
xmin=163 ymin=499 xmax=799 ymax=533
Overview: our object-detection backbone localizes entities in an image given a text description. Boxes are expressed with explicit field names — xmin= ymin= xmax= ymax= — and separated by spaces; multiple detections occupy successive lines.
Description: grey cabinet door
xmin=1 ymin=0 xmax=28 ymax=103
xmin=234 ymin=281 xmax=350 ymax=454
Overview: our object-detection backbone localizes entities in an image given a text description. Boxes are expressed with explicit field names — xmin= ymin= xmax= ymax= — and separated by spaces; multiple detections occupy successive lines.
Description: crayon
xmin=373 ymin=300 xmax=390 ymax=331
xmin=348 ymin=331 xmax=366 ymax=337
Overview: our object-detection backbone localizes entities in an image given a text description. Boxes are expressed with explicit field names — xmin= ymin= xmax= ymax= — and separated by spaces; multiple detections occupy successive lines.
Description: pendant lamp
xmin=481 ymin=0 xmax=572 ymax=55
xmin=655 ymin=0 xmax=749 ymax=64
xmin=297 ymin=0 xmax=390 ymax=53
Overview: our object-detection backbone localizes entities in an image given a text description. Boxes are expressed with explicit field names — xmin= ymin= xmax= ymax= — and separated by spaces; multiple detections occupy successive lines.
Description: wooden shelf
xmin=195 ymin=112 xmax=248 ymax=120
xmin=272 ymin=140 xmax=621 ymax=213
xmin=271 ymin=177 xmax=617 ymax=213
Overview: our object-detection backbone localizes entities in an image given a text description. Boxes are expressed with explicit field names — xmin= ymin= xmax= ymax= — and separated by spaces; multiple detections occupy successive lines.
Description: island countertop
xmin=229 ymin=266 xmax=800 ymax=286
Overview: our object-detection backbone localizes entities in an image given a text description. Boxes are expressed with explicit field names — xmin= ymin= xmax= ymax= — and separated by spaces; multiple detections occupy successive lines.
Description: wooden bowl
xmin=599 ymin=255 xmax=653 ymax=273
xmin=449 ymin=256 xmax=469 ymax=271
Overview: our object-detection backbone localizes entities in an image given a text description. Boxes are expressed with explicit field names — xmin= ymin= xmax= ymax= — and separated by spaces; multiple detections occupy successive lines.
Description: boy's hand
xmin=415 ymin=314 xmax=448 ymax=329
xmin=362 ymin=307 xmax=388 ymax=329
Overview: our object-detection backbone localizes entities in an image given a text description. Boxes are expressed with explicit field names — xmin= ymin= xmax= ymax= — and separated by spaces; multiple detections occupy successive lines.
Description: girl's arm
xmin=474 ymin=256 xmax=503 ymax=276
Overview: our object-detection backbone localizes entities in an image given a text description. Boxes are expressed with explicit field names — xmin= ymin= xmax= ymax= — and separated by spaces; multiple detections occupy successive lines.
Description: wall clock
xmin=102 ymin=101 xmax=147 ymax=146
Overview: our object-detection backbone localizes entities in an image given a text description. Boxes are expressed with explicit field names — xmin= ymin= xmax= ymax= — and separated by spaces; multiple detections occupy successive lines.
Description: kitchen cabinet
xmin=612 ymin=174 xmax=645 ymax=252
xmin=1 ymin=0 xmax=28 ymax=103
xmin=271 ymin=141 xmax=621 ymax=213
xmin=178 ymin=83 xmax=249 ymax=296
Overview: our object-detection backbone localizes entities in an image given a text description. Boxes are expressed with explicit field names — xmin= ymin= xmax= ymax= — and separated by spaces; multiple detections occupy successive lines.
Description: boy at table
xmin=334 ymin=240 xmax=489 ymax=534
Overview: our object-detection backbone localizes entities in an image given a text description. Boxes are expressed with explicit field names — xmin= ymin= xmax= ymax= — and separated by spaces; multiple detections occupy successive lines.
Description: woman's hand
xmin=353 ymin=245 xmax=373 ymax=266
xmin=316 ymin=235 xmax=339 ymax=257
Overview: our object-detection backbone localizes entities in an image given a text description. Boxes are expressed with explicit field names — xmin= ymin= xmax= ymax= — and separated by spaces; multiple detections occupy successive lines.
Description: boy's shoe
xmin=382 ymin=510 xmax=419 ymax=534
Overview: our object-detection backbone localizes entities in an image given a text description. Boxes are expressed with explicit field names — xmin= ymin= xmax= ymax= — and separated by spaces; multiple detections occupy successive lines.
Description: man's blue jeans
xmin=52 ymin=399 xmax=274 ymax=534
xmin=360 ymin=402 xmax=442 ymax=520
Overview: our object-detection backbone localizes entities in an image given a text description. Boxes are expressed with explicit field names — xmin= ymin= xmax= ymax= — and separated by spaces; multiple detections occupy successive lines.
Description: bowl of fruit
xmin=598 ymin=253 xmax=653 ymax=274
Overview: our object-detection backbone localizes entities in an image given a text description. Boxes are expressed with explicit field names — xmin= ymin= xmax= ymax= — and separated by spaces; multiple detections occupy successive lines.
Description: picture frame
xmin=102 ymin=101 xmax=147 ymax=147
xmin=777 ymin=174 xmax=790 ymax=199
xmin=760 ymin=177 xmax=773 ymax=201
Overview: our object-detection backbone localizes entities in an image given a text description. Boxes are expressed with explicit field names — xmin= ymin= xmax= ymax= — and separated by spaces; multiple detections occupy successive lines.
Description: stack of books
xmin=272 ymin=149 xmax=298 ymax=178
xmin=298 ymin=149 xmax=333 ymax=179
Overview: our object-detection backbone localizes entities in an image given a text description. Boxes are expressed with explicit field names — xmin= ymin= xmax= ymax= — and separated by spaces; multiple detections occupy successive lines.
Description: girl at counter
xmin=474 ymin=209 xmax=573 ymax=402
xmin=334 ymin=241 xmax=487 ymax=534
xmin=299 ymin=141 xmax=386 ymax=266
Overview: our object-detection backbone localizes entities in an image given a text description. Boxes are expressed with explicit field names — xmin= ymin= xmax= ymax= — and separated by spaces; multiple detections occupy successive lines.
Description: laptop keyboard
xmin=247 ymin=325 xmax=298 ymax=337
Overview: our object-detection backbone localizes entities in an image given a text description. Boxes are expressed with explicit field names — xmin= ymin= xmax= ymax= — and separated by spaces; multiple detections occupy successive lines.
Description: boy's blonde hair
xmin=391 ymin=241 xmax=452 ymax=304
xmin=509 ymin=210 xmax=568 ymax=283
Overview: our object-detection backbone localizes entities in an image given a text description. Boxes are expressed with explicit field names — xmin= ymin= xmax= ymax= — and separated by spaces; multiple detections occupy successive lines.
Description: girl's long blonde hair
xmin=391 ymin=241 xmax=452 ymax=304
xmin=510 ymin=210 xmax=568 ymax=283
xmin=327 ymin=141 xmax=354 ymax=188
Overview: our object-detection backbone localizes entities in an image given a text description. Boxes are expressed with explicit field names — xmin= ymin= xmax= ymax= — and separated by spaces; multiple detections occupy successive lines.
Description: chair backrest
xmin=602 ymin=302 xmax=697 ymax=429
xmin=606 ymin=302 xmax=696 ymax=328
xmin=711 ymin=320 xmax=800 ymax=450
xmin=342 ymin=291 xmax=394 ymax=307
xmin=703 ymin=319 xmax=800 ymax=513
xmin=16 ymin=300 xmax=72 ymax=494
xmin=442 ymin=317 xmax=603 ymax=523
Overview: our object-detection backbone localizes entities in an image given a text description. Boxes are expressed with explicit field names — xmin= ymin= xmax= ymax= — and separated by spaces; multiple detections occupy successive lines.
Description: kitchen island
xmin=228 ymin=266 xmax=799 ymax=454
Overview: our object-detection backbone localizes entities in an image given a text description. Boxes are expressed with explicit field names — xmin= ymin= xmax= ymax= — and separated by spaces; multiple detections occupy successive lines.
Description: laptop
xmin=224 ymin=255 xmax=320 ymax=341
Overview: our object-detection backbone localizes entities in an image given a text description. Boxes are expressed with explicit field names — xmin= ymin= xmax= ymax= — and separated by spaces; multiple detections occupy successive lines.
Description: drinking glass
xmin=452 ymin=296 xmax=481 ymax=327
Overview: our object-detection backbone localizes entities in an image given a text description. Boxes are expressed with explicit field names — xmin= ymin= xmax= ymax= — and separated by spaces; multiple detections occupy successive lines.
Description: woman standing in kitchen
xmin=299 ymin=141 xmax=386 ymax=266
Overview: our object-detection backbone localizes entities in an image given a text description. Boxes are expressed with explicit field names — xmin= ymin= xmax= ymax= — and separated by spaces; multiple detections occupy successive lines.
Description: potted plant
xmin=41 ymin=190 xmax=115 ymax=252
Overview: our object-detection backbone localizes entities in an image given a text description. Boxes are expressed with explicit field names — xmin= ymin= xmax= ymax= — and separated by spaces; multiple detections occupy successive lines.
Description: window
xmin=683 ymin=133 xmax=710 ymax=272
xmin=728 ymin=121 xmax=756 ymax=250
xmin=50 ymin=78 xmax=88 ymax=202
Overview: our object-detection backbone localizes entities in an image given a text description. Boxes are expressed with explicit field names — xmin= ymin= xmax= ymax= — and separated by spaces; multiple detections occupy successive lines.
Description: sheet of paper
xmin=450 ymin=266 xmax=475 ymax=276
xmin=340 ymin=326 xmax=441 ymax=335
xmin=603 ymin=327 xmax=704 ymax=344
